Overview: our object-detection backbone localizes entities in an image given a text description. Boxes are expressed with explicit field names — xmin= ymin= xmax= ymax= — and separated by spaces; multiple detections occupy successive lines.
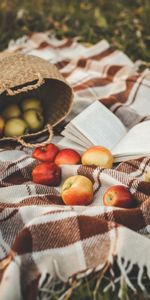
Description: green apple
xmin=4 ymin=118 xmax=29 ymax=137
xmin=22 ymin=98 xmax=43 ymax=112
xmin=23 ymin=109 xmax=44 ymax=132
xmin=144 ymin=169 xmax=150 ymax=183
xmin=2 ymin=104 xmax=21 ymax=120
xmin=0 ymin=116 xmax=5 ymax=137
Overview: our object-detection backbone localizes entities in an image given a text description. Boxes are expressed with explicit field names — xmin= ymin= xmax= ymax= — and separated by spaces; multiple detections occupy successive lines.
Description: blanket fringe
xmin=37 ymin=255 xmax=150 ymax=300
xmin=117 ymin=256 xmax=136 ymax=292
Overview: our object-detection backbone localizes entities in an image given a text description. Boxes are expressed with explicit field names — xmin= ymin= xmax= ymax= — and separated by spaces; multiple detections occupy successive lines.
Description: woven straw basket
xmin=0 ymin=53 xmax=73 ymax=147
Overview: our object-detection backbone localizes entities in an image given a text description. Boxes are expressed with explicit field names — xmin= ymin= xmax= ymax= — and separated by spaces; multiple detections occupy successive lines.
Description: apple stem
xmin=107 ymin=195 xmax=112 ymax=202
xmin=24 ymin=128 xmax=29 ymax=135
xmin=37 ymin=111 xmax=43 ymax=122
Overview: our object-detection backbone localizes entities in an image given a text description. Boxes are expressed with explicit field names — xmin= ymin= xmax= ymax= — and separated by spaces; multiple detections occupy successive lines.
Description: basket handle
xmin=16 ymin=124 xmax=53 ymax=148
xmin=3 ymin=73 xmax=44 ymax=96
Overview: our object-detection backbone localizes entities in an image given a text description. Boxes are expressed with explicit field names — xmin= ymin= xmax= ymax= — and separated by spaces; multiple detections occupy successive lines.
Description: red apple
xmin=32 ymin=143 xmax=59 ymax=162
xmin=61 ymin=175 xmax=93 ymax=205
xmin=81 ymin=146 xmax=113 ymax=168
xmin=0 ymin=116 xmax=5 ymax=137
xmin=32 ymin=162 xmax=61 ymax=186
xmin=103 ymin=185 xmax=134 ymax=208
xmin=55 ymin=148 xmax=81 ymax=165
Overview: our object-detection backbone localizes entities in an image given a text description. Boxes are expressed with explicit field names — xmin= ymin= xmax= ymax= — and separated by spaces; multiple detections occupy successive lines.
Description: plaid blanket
xmin=0 ymin=33 xmax=150 ymax=300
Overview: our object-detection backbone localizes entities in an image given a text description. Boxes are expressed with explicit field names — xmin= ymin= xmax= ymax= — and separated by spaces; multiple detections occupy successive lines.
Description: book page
xmin=58 ymin=137 xmax=86 ymax=152
xmin=61 ymin=129 xmax=92 ymax=148
xmin=113 ymin=120 xmax=150 ymax=157
xmin=62 ymin=124 xmax=93 ymax=147
xmin=69 ymin=101 xmax=127 ymax=150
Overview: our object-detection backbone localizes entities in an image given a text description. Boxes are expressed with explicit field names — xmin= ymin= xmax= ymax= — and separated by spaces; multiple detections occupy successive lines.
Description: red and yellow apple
xmin=32 ymin=162 xmax=61 ymax=186
xmin=81 ymin=146 xmax=113 ymax=168
xmin=32 ymin=143 xmax=59 ymax=162
xmin=61 ymin=175 xmax=93 ymax=205
xmin=55 ymin=148 xmax=81 ymax=165
xmin=103 ymin=185 xmax=134 ymax=208
xmin=0 ymin=116 xmax=5 ymax=137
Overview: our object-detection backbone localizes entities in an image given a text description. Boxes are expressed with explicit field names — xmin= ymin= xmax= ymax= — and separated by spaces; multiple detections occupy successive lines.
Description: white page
xmin=70 ymin=101 xmax=127 ymax=150
xmin=58 ymin=137 xmax=86 ymax=152
xmin=62 ymin=123 xmax=93 ymax=147
xmin=113 ymin=120 xmax=150 ymax=156
xmin=61 ymin=130 xmax=92 ymax=148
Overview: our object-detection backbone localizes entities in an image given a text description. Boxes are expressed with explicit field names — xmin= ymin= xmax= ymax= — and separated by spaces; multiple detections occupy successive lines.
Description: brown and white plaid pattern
xmin=0 ymin=33 xmax=150 ymax=300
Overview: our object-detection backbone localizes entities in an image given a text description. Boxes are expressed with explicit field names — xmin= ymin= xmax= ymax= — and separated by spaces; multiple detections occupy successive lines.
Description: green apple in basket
xmin=0 ymin=116 xmax=5 ymax=137
xmin=23 ymin=109 xmax=44 ymax=133
xmin=22 ymin=98 xmax=43 ymax=112
xmin=144 ymin=169 xmax=150 ymax=183
xmin=2 ymin=104 xmax=21 ymax=120
xmin=4 ymin=118 xmax=29 ymax=137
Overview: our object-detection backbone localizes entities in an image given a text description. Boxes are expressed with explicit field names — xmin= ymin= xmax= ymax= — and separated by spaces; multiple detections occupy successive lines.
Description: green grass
xmin=37 ymin=265 xmax=150 ymax=300
xmin=0 ymin=0 xmax=150 ymax=61
xmin=0 ymin=1 xmax=150 ymax=299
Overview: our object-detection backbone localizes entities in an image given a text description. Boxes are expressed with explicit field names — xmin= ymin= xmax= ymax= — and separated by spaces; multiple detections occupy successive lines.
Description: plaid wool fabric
xmin=0 ymin=33 xmax=150 ymax=300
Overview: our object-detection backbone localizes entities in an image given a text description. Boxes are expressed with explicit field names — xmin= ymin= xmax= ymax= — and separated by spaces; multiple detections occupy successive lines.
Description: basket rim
xmin=0 ymin=53 xmax=72 ymax=95
xmin=0 ymin=76 xmax=73 ymax=97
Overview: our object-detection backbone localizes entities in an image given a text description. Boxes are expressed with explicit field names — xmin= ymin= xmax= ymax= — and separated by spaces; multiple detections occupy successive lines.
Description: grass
xmin=0 ymin=1 xmax=150 ymax=299
xmin=0 ymin=0 xmax=150 ymax=61
xmin=37 ymin=265 xmax=150 ymax=300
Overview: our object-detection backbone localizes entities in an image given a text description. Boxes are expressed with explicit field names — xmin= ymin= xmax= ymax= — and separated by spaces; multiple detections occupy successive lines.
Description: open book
xmin=59 ymin=101 xmax=150 ymax=162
